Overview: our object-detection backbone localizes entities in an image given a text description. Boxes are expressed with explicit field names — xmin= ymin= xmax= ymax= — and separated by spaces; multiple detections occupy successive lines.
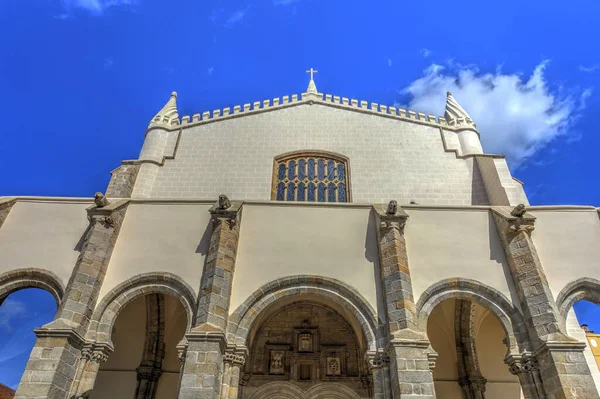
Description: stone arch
xmin=86 ymin=272 xmax=196 ymax=344
xmin=556 ymin=277 xmax=600 ymax=328
xmin=0 ymin=268 xmax=64 ymax=305
xmin=227 ymin=275 xmax=381 ymax=351
xmin=247 ymin=381 xmax=362 ymax=399
xmin=416 ymin=278 xmax=527 ymax=353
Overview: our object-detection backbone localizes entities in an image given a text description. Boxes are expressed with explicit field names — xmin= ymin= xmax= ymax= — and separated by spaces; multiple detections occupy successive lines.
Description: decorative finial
xmin=149 ymin=91 xmax=179 ymax=128
xmin=305 ymin=68 xmax=319 ymax=94
xmin=444 ymin=91 xmax=476 ymax=128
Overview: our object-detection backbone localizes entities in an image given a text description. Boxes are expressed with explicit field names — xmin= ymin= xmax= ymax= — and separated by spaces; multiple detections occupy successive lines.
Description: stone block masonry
xmin=143 ymin=105 xmax=487 ymax=205
xmin=105 ymin=162 xmax=140 ymax=198
xmin=14 ymin=200 xmax=129 ymax=399
xmin=179 ymin=198 xmax=243 ymax=399
xmin=493 ymin=206 xmax=599 ymax=399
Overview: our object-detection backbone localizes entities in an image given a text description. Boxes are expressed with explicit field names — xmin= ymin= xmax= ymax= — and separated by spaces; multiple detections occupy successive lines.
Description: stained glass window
xmin=272 ymin=151 xmax=350 ymax=203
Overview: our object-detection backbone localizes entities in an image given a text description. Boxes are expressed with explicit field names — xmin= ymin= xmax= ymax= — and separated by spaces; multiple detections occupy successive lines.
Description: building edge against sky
xmin=0 ymin=74 xmax=599 ymax=399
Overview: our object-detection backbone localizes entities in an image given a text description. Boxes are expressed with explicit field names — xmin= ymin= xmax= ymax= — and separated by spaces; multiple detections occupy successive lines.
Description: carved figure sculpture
xmin=511 ymin=204 xmax=527 ymax=218
xmin=270 ymin=351 xmax=284 ymax=374
xmin=218 ymin=194 xmax=231 ymax=210
xmin=387 ymin=200 xmax=398 ymax=215
xmin=94 ymin=192 xmax=110 ymax=208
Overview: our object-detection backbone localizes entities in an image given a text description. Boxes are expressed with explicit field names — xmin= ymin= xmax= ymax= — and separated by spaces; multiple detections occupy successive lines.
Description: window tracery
xmin=272 ymin=151 xmax=350 ymax=203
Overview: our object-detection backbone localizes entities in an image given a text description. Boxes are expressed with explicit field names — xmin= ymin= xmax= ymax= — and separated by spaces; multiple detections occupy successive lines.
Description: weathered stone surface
xmin=493 ymin=206 xmax=599 ymax=399
xmin=15 ymin=200 xmax=129 ymax=399
xmin=0 ymin=198 xmax=16 ymax=229
xmin=106 ymin=162 xmax=140 ymax=198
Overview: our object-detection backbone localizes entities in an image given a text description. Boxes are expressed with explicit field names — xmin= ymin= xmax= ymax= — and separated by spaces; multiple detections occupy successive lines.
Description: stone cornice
xmin=34 ymin=327 xmax=87 ymax=348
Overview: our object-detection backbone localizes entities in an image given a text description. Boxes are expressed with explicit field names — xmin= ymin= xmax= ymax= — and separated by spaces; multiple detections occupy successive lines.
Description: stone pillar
xmin=105 ymin=162 xmax=140 ymax=198
xmin=493 ymin=206 xmax=599 ymax=399
xmin=373 ymin=202 xmax=436 ymax=399
xmin=220 ymin=346 xmax=247 ymax=399
xmin=506 ymin=353 xmax=545 ymax=399
xmin=0 ymin=198 xmax=16 ymax=229
xmin=14 ymin=198 xmax=129 ymax=399
xmin=70 ymin=343 xmax=112 ymax=398
xmin=367 ymin=351 xmax=392 ymax=399
xmin=179 ymin=196 xmax=242 ymax=399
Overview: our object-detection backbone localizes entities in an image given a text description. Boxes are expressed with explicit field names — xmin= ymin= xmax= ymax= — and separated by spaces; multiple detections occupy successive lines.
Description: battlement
xmin=154 ymin=91 xmax=455 ymax=133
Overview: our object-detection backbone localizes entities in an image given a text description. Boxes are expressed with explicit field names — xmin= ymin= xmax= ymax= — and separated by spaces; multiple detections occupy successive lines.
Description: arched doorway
xmin=427 ymin=298 xmax=522 ymax=399
xmin=89 ymin=293 xmax=187 ymax=399
xmin=228 ymin=276 xmax=379 ymax=399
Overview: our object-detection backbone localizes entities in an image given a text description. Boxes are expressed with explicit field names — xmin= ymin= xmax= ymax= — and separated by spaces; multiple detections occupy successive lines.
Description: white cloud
xmin=208 ymin=66 xmax=215 ymax=75
xmin=0 ymin=298 xmax=26 ymax=331
xmin=401 ymin=61 xmax=589 ymax=168
xmin=225 ymin=7 xmax=250 ymax=28
xmin=387 ymin=59 xmax=392 ymax=67
xmin=274 ymin=0 xmax=302 ymax=5
xmin=420 ymin=48 xmax=432 ymax=58
xmin=60 ymin=0 xmax=137 ymax=15
xmin=580 ymin=64 xmax=599 ymax=73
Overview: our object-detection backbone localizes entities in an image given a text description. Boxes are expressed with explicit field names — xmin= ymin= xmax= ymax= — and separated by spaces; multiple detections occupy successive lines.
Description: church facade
xmin=1 ymin=75 xmax=600 ymax=399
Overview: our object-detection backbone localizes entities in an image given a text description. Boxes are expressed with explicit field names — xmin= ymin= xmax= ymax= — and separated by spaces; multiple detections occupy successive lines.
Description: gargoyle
xmin=386 ymin=200 xmax=398 ymax=215
xmin=94 ymin=192 xmax=110 ymax=208
xmin=510 ymin=204 xmax=527 ymax=218
xmin=218 ymin=194 xmax=231 ymax=210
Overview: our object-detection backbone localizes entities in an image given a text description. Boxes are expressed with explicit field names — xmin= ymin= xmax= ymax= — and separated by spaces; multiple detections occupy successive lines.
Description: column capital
xmin=373 ymin=201 xmax=409 ymax=233
xmin=505 ymin=352 xmax=540 ymax=375
xmin=81 ymin=341 xmax=114 ymax=364
xmin=491 ymin=204 xmax=536 ymax=238
xmin=365 ymin=350 xmax=390 ymax=370
xmin=224 ymin=345 xmax=249 ymax=366
xmin=209 ymin=195 xmax=243 ymax=226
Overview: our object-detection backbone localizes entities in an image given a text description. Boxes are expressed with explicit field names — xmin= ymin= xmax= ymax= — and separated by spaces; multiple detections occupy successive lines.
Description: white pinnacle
xmin=149 ymin=91 xmax=179 ymax=127
xmin=444 ymin=91 xmax=476 ymax=128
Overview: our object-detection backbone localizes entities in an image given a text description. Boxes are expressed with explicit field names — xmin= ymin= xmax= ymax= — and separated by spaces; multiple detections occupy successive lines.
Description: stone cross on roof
xmin=304 ymin=68 xmax=320 ymax=96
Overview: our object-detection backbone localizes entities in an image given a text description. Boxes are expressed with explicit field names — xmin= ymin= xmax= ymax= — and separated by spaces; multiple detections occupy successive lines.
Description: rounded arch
xmin=247 ymin=381 xmax=362 ymax=399
xmin=416 ymin=278 xmax=527 ymax=353
xmin=556 ymin=278 xmax=600 ymax=327
xmin=0 ymin=268 xmax=64 ymax=305
xmin=86 ymin=272 xmax=197 ymax=344
xmin=227 ymin=275 xmax=381 ymax=351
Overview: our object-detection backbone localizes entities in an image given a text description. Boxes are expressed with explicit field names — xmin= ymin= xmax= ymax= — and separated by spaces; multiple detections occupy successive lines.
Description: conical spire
xmin=149 ymin=91 xmax=179 ymax=128
xmin=444 ymin=91 xmax=476 ymax=128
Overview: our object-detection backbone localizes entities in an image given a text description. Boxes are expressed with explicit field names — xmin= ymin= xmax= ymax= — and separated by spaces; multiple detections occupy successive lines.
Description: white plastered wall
xmin=143 ymin=105 xmax=487 ymax=205
xmin=530 ymin=209 xmax=600 ymax=297
xmin=230 ymin=204 xmax=381 ymax=315
xmin=405 ymin=208 xmax=519 ymax=310
xmin=99 ymin=203 xmax=212 ymax=301
xmin=0 ymin=201 xmax=90 ymax=286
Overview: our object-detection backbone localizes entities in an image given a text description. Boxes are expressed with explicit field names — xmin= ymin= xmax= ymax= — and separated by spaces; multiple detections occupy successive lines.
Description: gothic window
xmin=272 ymin=151 xmax=350 ymax=203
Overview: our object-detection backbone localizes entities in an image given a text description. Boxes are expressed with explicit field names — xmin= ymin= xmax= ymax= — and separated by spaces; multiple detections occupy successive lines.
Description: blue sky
xmin=1 ymin=0 xmax=600 ymax=389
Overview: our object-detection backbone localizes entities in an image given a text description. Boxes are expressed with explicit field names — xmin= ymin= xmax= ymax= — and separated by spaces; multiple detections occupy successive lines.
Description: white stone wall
xmin=142 ymin=104 xmax=490 ymax=205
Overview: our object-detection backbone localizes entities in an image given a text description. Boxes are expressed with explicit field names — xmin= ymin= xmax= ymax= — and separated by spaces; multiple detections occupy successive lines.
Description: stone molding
xmin=226 ymin=275 xmax=380 ymax=350
xmin=0 ymin=268 xmax=65 ymax=305
xmin=246 ymin=381 xmax=363 ymax=399
xmin=416 ymin=277 xmax=527 ymax=353
xmin=86 ymin=272 xmax=196 ymax=343
xmin=33 ymin=327 xmax=87 ymax=348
